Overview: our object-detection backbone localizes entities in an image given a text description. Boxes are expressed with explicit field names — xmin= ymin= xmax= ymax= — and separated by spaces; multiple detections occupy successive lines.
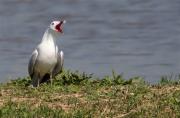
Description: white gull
xmin=28 ymin=20 xmax=66 ymax=87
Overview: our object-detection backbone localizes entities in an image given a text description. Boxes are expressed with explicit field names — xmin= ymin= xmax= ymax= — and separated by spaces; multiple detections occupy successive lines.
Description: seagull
xmin=28 ymin=20 xmax=66 ymax=87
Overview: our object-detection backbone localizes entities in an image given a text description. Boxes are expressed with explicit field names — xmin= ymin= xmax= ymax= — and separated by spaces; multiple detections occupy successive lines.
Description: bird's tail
xmin=41 ymin=74 xmax=50 ymax=84
xmin=31 ymin=73 xmax=50 ymax=87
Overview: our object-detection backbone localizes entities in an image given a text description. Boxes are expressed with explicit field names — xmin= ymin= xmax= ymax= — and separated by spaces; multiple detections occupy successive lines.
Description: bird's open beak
xmin=56 ymin=20 xmax=66 ymax=33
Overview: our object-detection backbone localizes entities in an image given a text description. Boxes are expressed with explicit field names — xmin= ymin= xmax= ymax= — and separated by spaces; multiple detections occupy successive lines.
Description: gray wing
xmin=28 ymin=49 xmax=38 ymax=78
xmin=52 ymin=50 xmax=64 ymax=77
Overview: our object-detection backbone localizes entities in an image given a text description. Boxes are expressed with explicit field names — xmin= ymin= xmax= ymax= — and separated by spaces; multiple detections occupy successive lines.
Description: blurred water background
xmin=0 ymin=0 xmax=180 ymax=83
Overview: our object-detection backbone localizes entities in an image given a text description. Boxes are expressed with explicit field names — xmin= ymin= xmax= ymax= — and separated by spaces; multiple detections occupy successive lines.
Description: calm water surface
xmin=0 ymin=0 xmax=180 ymax=83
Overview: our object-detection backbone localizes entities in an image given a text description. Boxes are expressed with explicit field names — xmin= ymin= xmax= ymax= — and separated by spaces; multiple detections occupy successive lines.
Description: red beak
xmin=55 ymin=21 xmax=64 ymax=33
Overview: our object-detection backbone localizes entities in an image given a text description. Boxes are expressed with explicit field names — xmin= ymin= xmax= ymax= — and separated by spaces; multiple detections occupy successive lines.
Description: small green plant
xmin=160 ymin=74 xmax=180 ymax=85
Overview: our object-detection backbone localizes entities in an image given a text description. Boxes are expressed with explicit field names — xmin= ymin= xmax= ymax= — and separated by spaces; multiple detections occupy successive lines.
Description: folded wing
xmin=52 ymin=50 xmax=64 ymax=77
xmin=28 ymin=49 xmax=38 ymax=78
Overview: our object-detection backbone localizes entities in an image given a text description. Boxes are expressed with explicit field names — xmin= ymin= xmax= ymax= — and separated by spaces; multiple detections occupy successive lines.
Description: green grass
xmin=0 ymin=70 xmax=180 ymax=117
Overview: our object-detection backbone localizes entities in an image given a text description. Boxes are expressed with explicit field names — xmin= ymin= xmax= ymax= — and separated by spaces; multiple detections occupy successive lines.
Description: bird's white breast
xmin=36 ymin=41 xmax=57 ymax=75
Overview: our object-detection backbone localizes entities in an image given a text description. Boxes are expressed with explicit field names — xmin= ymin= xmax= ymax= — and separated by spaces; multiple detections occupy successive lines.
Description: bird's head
xmin=49 ymin=20 xmax=66 ymax=33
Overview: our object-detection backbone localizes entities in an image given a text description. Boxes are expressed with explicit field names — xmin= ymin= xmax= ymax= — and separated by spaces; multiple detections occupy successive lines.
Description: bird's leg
xmin=37 ymin=73 xmax=41 ymax=87
xmin=37 ymin=79 xmax=40 ymax=87
xmin=50 ymin=74 xmax=53 ymax=86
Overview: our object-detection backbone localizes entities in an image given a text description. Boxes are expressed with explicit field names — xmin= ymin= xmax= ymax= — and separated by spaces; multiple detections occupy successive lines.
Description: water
xmin=0 ymin=0 xmax=180 ymax=83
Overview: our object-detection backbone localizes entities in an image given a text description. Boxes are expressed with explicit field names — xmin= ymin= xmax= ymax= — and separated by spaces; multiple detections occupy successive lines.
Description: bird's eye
xmin=51 ymin=22 xmax=54 ymax=25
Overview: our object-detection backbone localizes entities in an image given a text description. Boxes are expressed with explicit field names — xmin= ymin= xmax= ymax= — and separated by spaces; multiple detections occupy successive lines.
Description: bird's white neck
xmin=41 ymin=28 xmax=58 ymax=44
